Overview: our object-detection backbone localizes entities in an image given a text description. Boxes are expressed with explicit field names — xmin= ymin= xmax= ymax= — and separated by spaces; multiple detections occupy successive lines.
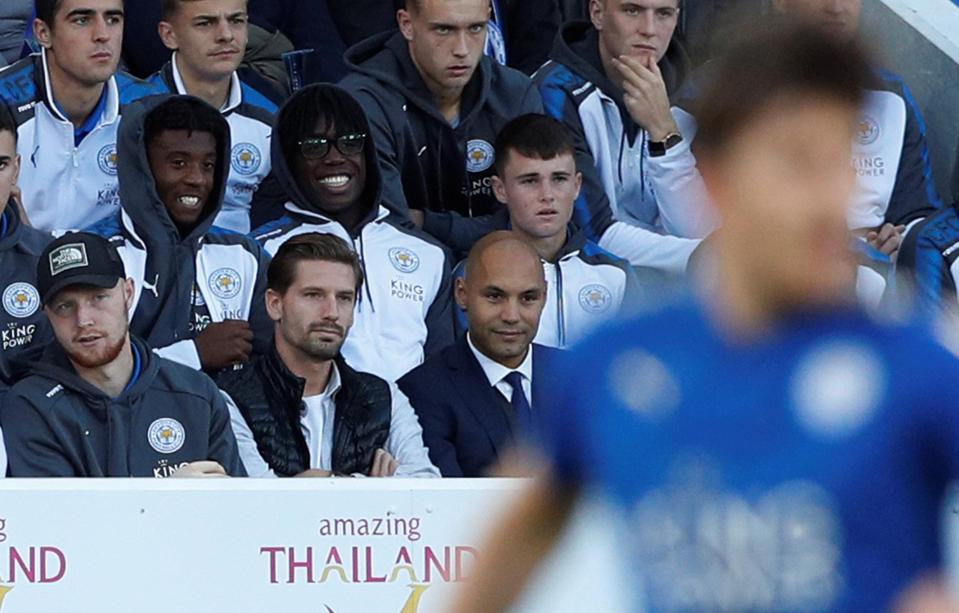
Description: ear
xmin=589 ymin=0 xmax=604 ymax=31
xmin=11 ymin=154 xmax=20 ymax=186
xmin=157 ymin=21 xmax=178 ymax=51
xmin=265 ymin=288 xmax=283 ymax=322
xmin=397 ymin=9 xmax=414 ymax=42
xmin=491 ymin=174 xmax=508 ymax=205
xmin=573 ymin=171 xmax=583 ymax=199
xmin=122 ymin=278 xmax=135 ymax=310
xmin=33 ymin=18 xmax=52 ymax=49
xmin=454 ymin=277 xmax=468 ymax=311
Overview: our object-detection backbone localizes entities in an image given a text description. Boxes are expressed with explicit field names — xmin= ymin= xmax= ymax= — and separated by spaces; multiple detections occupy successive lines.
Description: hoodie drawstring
xmin=555 ymin=261 xmax=566 ymax=348
xmin=356 ymin=232 xmax=375 ymax=313
xmin=617 ymin=129 xmax=627 ymax=187
xmin=640 ymin=131 xmax=647 ymax=201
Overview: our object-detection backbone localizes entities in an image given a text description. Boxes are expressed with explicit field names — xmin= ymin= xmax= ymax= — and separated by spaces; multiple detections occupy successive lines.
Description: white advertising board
xmin=0 ymin=479 xmax=526 ymax=613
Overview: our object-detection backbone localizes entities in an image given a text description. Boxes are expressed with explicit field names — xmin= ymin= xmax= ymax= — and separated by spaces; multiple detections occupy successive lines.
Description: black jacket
xmin=217 ymin=344 xmax=392 ymax=476
xmin=340 ymin=31 xmax=543 ymax=255
xmin=0 ymin=336 xmax=245 ymax=477
xmin=0 ymin=204 xmax=54 ymax=389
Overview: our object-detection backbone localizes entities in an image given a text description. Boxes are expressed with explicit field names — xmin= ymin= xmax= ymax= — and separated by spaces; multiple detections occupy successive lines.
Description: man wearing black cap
xmin=0 ymin=232 xmax=245 ymax=478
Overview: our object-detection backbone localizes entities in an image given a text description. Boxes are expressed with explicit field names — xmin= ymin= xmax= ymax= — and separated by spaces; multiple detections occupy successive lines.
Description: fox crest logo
xmin=231 ymin=143 xmax=262 ymax=176
xmin=209 ymin=268 xmax=242 ymax=299
xmin=465 ymin=140 xmax=495 ymax=173
xmin=147 ymin=418 xmax=186 ymax=454
xmin=98 ymin=144 xmax=119 ymax=176
xmin=855 ymin=116 xmax=880 ymax=146
xmin=389 ymin=248 xmax=420 ymax=273
xmin=3 ymin=283 xmax=40 ymax=318
xmin=578 ymin=284 xmax=612 ymax=313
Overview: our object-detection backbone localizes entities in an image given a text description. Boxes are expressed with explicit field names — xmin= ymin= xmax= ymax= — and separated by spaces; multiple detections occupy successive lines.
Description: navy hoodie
xmin=340 ymin=31 xmax=544 ymax=256
xmin=0 ymin=203 xmax=53 ymax=390
xmin=0 ymin=336 xmax=244 ymax=477
xmin=88 ymin=95 xmax=273 ymax=371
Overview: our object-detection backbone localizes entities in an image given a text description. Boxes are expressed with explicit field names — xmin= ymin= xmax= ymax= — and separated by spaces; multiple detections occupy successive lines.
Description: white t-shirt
xmin=299 ymin=394 xmax=327 ymax=470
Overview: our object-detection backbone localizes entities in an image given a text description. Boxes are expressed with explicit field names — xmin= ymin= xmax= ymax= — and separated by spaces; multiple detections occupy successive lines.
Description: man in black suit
xmin=399 ymin=231 xmax=561 ymax=477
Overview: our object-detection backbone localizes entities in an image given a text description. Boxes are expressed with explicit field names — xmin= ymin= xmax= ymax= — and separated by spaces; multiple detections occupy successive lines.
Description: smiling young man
xmin=454 ymin=113 xmax=639 ymax=348
xmin=0 ymin=0 xmax=158 ymax=232
xmin=252 ymin=84 xmax=452 ymax=383
xmin=88 ymin=95 xmax=272 ymax=373
xmin=533 ymin=0 xmax=701 ymax=273
xmin=149 ymin=0 xmax=281 ymax=234
xmin=340 ymin=0 xmax=544 ymax=255
xmin=0 ymin=232 xmax=244 ymax=477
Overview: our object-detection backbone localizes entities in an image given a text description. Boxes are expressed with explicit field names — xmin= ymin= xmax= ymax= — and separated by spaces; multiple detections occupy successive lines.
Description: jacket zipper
xmin=556 ymin=261 xmax=566 ymax=348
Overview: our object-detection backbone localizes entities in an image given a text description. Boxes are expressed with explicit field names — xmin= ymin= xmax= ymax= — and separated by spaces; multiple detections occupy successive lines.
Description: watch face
xmin=665 ymin=133 xmax=683 ymax=149
xmin=649 ymin=133 xmax=682 ymax=157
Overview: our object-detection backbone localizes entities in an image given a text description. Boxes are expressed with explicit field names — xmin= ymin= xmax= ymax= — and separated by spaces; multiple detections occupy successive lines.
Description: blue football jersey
xmin=540 ymin=299 xmax=959 ymax=612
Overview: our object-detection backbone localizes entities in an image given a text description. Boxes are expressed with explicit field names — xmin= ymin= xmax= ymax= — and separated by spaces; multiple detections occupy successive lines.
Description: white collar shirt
xmin=466 ymin=332 xmax=533 ymax=404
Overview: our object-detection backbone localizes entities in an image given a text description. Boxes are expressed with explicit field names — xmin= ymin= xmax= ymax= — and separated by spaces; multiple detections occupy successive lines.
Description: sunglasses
xmin=298 ymin=133 xmax=367 ymax=160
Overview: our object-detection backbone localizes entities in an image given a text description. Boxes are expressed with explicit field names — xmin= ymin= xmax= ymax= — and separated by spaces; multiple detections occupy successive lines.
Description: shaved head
xmin=458 ymin=231 xmax=546 ymax=368
xmin=464 ymin=231 xmax=544 ymax=283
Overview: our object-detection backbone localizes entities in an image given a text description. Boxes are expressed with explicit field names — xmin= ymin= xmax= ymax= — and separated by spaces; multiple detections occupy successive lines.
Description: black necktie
xmin=503 ymin=371 xmax=532 ymax=434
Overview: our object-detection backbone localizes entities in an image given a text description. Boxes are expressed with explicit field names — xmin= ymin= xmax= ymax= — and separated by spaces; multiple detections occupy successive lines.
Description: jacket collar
xmin=262 ymin=340 xmax=360 ymax=409
xmin=33 ymin=334 xmax=158 ymax=403
xmin=447 ymin=335 xmax=515 ymax=449
xmin=345 ymin=30 xmax=492 ymax=128
xmin=39 ymin=48 xmax=120 ymax=125
xmin=549 ymin=21 xmax=689 ymax=140
xmin=261 ymin=339 xmax=308 ymax=407
xmin=0 ymin=204 xmax=23 ymax=252
xmin=284 ymin=202 xmax=390 ymax=231
xmin=167 ymin=54 xmax=243 ymax=113
xmin=554 ymin=225 xmax=588 ymax=261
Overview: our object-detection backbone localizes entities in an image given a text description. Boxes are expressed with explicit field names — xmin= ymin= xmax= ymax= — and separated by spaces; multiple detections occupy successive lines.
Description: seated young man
xmin=0 ymin=103 xmax=55 ymax=391
xmin=339 ymin=0 xmax=545 ymax=256
xmin=628 ymin=0 xmax=941 ymax=255
xmin=0 ymin=0 xmax=160 ymax=232
xmin=88 ymin=95 xmax=272 ymax=372
xmin=453 ymin=113 xmax=639 ymax=348
xmin=217 ymin=233 xmax=439 ymax=478
xmin=252 ymin=84 xmax=452 ymax=382
xmin=533 ymin=0 xmax=701 ymax=272
xmin=0 ymin=232 xmax=244 ymax=477
xmin=151 ymin=0 xmax=283 ymax=233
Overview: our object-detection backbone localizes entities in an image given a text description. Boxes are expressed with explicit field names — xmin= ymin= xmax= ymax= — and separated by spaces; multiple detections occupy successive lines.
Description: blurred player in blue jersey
xmin=454 ymin=17 xmax=959 ymax=613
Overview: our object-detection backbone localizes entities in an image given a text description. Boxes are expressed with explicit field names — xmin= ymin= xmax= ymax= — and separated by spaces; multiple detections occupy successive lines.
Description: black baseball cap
xmin=37 ymin=233 xmax=126 ymax=305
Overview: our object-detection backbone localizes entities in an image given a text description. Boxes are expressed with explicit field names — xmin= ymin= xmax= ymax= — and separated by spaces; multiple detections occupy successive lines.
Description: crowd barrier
xmin=0 ymin=479 xmax=529 ymax=613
